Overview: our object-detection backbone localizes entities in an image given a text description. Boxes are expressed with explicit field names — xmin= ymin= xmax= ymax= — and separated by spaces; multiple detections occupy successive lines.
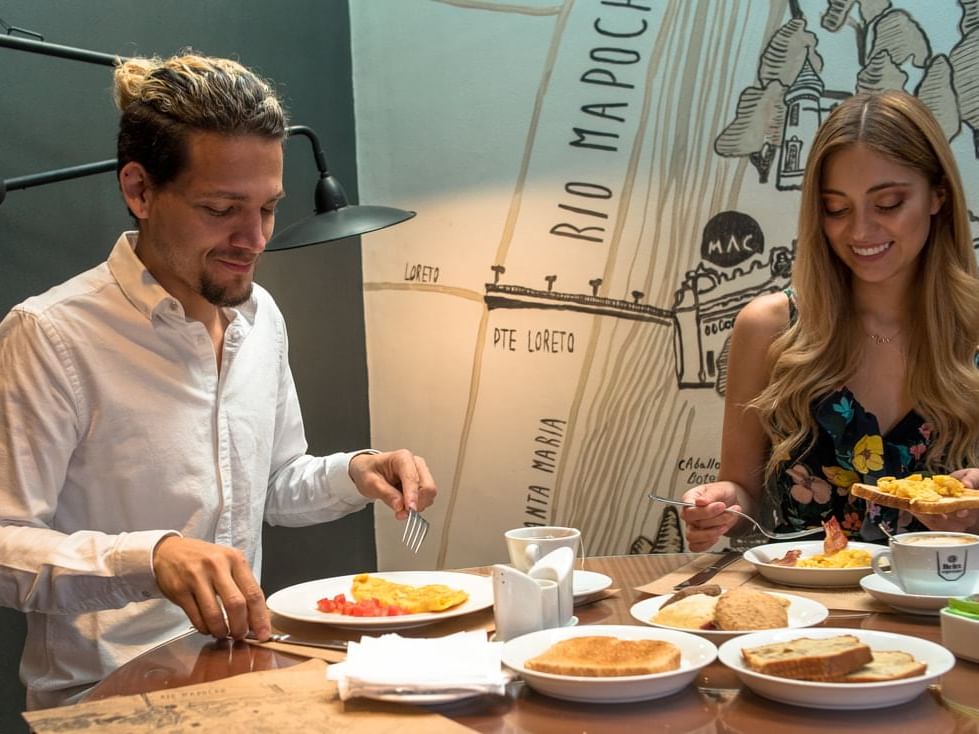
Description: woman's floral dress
xmin=771 ymin=387 xmax=929 ymax=542
xmin=770 ymin=291 xmax=928 ymax=542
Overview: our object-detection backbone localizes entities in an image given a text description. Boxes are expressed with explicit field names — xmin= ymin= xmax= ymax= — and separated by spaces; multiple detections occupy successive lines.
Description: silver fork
xmin=648 ymin=494 xmax=825 ymax=541
xmin=402 ymin=509 xmax=430 ymax=552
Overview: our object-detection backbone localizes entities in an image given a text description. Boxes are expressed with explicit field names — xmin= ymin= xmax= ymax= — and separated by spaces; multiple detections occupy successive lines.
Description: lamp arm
xmin=0 ymin=159 xmax=117 ymax=206
xmin=286 ymin=125 xmax=330 ymax=175
xmin=0 ymin=34 xmax=122 ymax=67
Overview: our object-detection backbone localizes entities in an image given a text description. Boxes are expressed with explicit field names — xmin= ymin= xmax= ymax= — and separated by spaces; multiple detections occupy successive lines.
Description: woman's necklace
xmin=868 ymin=332 xmax=897 ymax=345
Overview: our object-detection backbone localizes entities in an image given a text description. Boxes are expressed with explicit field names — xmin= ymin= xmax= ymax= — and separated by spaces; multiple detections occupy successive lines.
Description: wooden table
xmin=86 ymin=554 xmax=979 ymax=732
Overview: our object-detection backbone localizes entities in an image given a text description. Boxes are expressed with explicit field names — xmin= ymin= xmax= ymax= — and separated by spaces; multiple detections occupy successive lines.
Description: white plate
xmin=359 ymin=689 xmax=487 ymax=705
xmin=717 ymin=627 xmax=955 ymax=709
xmin=501 ymin=624 xmax=716 ymax=703
xmin=629 ymin=591 xmax=828 ymax=644
xmin=859 ymin=573 xmax=951 ymax=616
xmin=742 ymin=541 xmax=885 ymax=588
xmin=573 ymin=571 xmax=612 ymax=602
xmin=266 ymin=571 xmax=493 ymax=631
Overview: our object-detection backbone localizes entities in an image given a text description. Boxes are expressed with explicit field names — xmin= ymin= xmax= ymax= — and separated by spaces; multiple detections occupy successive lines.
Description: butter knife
xmin=673 ymin=552 xmax=741 ymax=589
xmin=247 ymin=633 xmax=349 ymax=651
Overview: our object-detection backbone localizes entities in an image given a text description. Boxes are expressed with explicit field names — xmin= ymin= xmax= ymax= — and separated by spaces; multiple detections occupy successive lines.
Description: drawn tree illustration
xmin=714 ymin=6 xmax=821 ymax=183
xmin=950 ymin=0 xmax=979 ymax=153
xmin=716 ymin=0 xmax=979 ymax=176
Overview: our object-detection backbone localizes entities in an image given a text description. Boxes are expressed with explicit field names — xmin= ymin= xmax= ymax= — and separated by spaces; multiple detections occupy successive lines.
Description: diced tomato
xmin=315 ymin=593 xmax=408 ymax=617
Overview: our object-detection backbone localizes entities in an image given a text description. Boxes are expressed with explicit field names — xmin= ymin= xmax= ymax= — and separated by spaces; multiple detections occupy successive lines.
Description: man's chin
xmin=201 ymin=280 xmax=253 ymax=308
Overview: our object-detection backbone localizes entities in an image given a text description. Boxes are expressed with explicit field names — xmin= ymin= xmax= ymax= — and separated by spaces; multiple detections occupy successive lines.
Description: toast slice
xmin=524 ymin=636 xmax=681 ymax=677
xmin=850 ymin=478 xmax=979 ymax=514
xmin=830 ymin=650 xmax=926 ymax=682
xmin=741 ymin=634 xmax=872 ymax=681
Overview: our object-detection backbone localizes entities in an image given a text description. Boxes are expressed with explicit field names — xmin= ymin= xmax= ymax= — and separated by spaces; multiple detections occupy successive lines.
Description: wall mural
xmin=350 ymin=0 xmax=979 ymax=570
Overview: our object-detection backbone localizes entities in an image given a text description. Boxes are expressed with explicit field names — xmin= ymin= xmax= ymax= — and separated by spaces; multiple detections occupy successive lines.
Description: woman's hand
xmin=916 ymin=469 xmax=979 ymax=533
xmin=680 ymin=482 xmax=744 ymax=551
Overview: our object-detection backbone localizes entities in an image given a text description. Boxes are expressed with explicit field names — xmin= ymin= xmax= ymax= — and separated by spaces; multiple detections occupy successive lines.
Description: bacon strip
xmin=822 ymin=516 xmax=848 ymax=555
xmin=770 ymin=549 xmax=802 ymax=566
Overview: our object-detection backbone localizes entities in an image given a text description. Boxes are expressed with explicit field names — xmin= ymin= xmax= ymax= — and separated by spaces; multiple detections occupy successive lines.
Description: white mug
xmin=872 ymin=531 xmax=979 ymax=596
xmin=504 ymin=526 xmax=582 ymax=572
xmin=492 ymin=564 xmax=560 ymax=641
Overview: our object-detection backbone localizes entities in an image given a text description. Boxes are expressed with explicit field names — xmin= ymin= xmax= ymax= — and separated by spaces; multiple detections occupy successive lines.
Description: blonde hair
xmin=756 ymin=90 xmax=979 ymax=479
xmin=113 ymin=52 xmax=287 ymax=186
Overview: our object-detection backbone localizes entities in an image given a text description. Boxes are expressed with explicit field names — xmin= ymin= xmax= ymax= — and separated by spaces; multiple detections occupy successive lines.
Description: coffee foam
xmin=899 ymin=535 xmax=974 ymax=546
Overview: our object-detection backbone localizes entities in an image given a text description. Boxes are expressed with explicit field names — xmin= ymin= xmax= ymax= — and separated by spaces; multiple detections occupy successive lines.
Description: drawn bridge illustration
xmin=484 ymin=243 xmax=793 ymax=392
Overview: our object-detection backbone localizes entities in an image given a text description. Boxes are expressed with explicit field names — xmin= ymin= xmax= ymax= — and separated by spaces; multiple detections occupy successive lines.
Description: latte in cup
xmin=899 ymin=535 xmax=974 ymax=546
xmin=872 ymin=531 xmax=979 ymax=596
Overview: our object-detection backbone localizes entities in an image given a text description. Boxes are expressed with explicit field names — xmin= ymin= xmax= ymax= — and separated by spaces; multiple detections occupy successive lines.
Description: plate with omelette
xmin=266 ymin=571 xmax=493 ymax=630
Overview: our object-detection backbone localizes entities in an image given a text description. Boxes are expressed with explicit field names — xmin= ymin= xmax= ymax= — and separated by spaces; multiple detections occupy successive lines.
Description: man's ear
xmin=119 ymin=162 xmax=154 ymax=220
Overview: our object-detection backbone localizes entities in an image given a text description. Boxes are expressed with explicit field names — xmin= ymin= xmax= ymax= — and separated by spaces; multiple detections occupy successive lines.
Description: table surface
xmin=86 ymin=553 xmax=979 ymax=733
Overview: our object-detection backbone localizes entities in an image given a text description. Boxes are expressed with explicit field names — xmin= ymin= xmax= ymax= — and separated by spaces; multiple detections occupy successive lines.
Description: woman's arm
xmin=681 ymin=293 xmax=789 ymax=550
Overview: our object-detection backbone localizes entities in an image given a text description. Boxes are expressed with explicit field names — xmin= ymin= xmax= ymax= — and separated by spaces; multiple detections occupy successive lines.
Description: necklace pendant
xmin=869 ymin=333 xmax=894 ymax=345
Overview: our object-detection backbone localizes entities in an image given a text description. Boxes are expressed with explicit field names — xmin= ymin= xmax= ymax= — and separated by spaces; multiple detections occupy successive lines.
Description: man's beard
xmin=201 ymin=275 xmax=253 ymax=308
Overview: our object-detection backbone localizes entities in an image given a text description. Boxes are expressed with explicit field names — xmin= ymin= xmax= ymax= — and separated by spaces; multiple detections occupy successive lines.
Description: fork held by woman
xmin=649 ymin=493 xmax=824 ymax=542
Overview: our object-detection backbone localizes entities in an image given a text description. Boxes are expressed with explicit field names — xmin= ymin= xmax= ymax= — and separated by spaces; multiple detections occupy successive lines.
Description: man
xmin=0 ymin=53 xmax=435 ymax=708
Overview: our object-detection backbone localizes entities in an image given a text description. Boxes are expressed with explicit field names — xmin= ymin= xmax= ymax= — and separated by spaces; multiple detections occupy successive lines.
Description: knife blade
xmin=247 ymin=633 xmax=349 ymax=651
xmin=673 ymin=552 xmax=741 ymax=589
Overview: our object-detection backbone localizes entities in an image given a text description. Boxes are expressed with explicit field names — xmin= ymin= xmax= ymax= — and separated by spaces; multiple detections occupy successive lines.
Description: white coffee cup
xmin=872 ymin=531 xmax=979 ymax=596
xmin=504 ymin=526 xmax=582 ymax=572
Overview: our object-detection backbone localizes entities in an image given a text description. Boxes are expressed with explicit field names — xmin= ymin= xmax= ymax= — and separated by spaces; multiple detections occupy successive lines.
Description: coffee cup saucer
xmin=859 ymin=573 xmax=961 ymax=616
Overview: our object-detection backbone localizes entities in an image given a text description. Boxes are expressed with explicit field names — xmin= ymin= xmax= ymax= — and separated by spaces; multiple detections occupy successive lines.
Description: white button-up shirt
xmin=0 ymin=233 xmax=371 ymax=708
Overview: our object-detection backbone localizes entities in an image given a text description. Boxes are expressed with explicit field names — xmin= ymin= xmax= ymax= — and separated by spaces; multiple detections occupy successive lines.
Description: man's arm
xmin=0 ymin=310 xmax=171 ymax=613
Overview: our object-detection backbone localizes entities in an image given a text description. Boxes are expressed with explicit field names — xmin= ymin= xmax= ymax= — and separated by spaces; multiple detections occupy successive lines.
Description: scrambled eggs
xmin=351 ymin=574 xmax=468 ymax=614
xmin=876 ymin=474 xmax=966 ymax=503
xmin=797 ymin=548 xmax=872 ymax=568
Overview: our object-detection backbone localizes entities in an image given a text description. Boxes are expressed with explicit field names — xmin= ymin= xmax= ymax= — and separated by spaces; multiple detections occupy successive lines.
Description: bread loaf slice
xmin=851 ymin=481 xmax=979 ymax=514
xmin=525 ymin=636 xmax=681 ymax=677
xmin=831 ymin=650 xmax=926 ymax=682
xmin=741 ymin=634 xmax=872 ymax=681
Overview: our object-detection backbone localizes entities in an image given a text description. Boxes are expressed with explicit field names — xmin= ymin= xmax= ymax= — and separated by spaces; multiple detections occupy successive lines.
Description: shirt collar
xmin=107 ymin=231 xmax=258 ymax=325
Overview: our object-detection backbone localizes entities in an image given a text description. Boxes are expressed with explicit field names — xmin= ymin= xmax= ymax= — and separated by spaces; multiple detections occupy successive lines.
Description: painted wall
xmin=0 ymin=0 xmax=372 ymax=724
xmin=352 ymin=0 xmax=979 ymax=570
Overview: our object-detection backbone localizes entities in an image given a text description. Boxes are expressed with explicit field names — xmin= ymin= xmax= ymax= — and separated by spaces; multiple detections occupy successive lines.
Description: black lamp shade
xmin=266 ymin=203 xmax=416 ymax=251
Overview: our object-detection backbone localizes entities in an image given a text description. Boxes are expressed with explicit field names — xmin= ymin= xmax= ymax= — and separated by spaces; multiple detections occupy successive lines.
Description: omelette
xmin=351 ymin=574 xmax=469 ymax=614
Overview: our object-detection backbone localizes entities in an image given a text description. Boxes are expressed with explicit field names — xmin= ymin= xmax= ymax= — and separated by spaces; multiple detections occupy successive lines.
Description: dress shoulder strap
xmin=783 ymin=287 xmax=798 ymax=326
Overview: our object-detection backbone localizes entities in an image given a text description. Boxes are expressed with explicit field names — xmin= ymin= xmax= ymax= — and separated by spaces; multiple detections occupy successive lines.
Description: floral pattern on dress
xmin=771 ymin=387 xmax=929 ymax=542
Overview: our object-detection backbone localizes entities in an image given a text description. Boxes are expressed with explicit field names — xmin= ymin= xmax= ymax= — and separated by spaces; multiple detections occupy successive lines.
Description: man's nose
xmin=233 ymin=210 xmax=269 ymax=253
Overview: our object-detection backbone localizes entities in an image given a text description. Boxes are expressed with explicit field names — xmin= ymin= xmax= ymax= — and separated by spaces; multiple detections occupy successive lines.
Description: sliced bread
xmin=741 ymin=634 xmax=873 ymax=681
xmin=831 ymin=650 xmax=926 ymax=682
xmin=524 ymin=636 xmax=681 ymax=677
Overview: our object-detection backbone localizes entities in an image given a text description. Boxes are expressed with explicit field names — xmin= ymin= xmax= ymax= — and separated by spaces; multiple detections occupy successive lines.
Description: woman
xmin=682 ymin=90 xmax=979 ymax=551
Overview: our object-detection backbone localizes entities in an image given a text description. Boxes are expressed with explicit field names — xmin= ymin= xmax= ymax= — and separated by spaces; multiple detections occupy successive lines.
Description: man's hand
xmin=349 ymin=449 xmax=436 ymax=520
xmin=153 ymin=536 xmax=270 ymax=641
xmin=680 ymin=482 xmax=743 ymax=552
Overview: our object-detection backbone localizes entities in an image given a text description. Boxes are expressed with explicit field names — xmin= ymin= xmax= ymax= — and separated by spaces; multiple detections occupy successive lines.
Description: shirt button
xmin=141 ymin=590 xmax=152 ymax=599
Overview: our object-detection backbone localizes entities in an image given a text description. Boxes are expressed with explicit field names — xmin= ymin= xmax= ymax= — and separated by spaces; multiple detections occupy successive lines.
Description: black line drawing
xmin=716 ymin=0 xmax=979 ymax=192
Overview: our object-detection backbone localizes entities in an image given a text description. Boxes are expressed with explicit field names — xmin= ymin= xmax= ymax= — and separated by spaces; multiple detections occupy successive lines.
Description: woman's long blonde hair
xmin=756 ymin=90 xmax=979 ymax=480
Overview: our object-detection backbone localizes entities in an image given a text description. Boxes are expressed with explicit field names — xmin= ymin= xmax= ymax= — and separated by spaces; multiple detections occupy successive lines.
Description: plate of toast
xmin=629 ymin=586 xmax=828 ymax=643
xmin=501 ymin=624 xmax=716 ymax=703
xmin=742 ymin=541 xmax=886 ymax=588
xmin=717 ymin=627 xmax=955 ymax=709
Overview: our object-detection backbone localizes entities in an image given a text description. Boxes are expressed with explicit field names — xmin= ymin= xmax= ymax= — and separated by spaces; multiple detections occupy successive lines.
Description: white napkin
xmin=326 ymin=631 xmax=510 ymax=700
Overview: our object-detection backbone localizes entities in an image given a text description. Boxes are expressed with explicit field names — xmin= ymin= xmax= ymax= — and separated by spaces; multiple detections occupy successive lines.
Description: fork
xmin=648 ymin=494 xmax=825 ymax=540
xmin=402 ymin=509 xmax=430 ymax=552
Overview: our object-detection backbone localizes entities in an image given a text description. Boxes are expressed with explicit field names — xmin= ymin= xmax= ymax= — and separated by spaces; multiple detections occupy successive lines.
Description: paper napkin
xmin=326 ymin=631 xmax=510 ymax=700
